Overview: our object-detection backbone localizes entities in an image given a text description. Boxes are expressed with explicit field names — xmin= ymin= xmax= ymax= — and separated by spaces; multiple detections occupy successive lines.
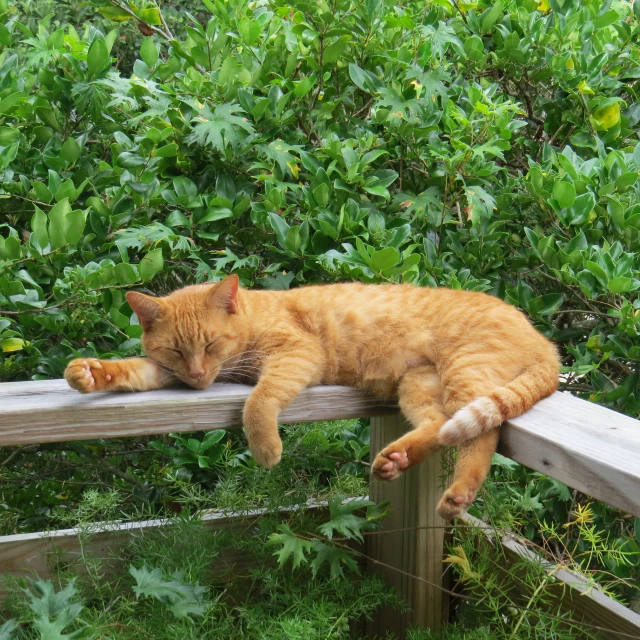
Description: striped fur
xmin=65 ymin=277 xmax=560 ymax=517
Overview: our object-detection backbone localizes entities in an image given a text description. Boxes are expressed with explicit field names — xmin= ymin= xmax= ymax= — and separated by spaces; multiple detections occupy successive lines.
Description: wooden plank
xmin=501 ymin=391 xmax=640 ymax=518
xmin=0 ymin=380 xmax=396 ymax=446
xmin=0 ymin=503 xmax=341 ymax=605
xmin=459 ymin=513 xmax=640 ymax=640
xmin=1 ymin=381 xmax=639 ymax=517
xmin=367 ymin=415 xmax=447 ymax=638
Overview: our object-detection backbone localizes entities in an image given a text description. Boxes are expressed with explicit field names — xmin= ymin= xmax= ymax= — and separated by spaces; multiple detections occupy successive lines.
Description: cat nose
xmin=189 ymin=368 xmax=206 ymax=379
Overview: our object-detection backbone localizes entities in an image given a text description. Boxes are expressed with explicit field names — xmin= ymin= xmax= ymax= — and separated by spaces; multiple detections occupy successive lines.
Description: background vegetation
xmin=1 ymin=0 xmax=639 ymax=636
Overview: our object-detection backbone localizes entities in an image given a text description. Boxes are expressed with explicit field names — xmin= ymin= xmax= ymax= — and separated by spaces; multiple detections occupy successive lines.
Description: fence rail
xmin=1 ymin=379 xmax=640 ymax=637
xmin=2 ymin=380 xmax=639 ymax=516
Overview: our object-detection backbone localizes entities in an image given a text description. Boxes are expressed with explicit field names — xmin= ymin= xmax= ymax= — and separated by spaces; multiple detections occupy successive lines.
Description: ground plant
xmin=0 ymin=0 xmax=639 ymax=635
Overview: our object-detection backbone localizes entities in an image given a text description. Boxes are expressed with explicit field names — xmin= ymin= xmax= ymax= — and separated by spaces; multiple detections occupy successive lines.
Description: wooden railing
xmin=1 ymin=379 xmax=640 ymax=638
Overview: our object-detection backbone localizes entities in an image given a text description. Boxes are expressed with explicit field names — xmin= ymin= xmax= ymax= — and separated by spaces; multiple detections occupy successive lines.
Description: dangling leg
xmin=436 ymin=429 xmax=500 ymax=519
xmin=371 ymin=365 xmax=448 ymax=481
xmin=435 ymin=364 xmax=507 ymax=518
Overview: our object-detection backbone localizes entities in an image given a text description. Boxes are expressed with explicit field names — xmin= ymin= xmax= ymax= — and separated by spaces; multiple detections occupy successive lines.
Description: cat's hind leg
xmin=371 ymin=365 xmax=448 ymax=481
xmin=436 ymin=429 xmax=499 ymax=519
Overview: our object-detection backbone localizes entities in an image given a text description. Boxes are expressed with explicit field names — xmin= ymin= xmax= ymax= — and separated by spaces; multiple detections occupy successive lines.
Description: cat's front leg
xmin=243 ymin=348 xmax=322 ymax=468
xmin=65 ymin=357 xmax=172 ymax=393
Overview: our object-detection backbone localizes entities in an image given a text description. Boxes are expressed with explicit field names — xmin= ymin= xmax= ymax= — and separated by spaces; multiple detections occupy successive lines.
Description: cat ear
xmin=126 ymin=292 xmax=162 ymax=331
xmin=209 ymin=274 xmax=239 ymax=314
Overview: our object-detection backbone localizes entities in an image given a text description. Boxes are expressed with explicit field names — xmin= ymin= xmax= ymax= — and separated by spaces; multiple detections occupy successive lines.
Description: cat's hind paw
xmin=372 ymin=448 xmax=410 ymax=481
xmin=436 ymin=483 xmax=476 ymax=520
xmin=65 ymin=358 xmax=112 ymax=393
xmin=371 ymin=429 xmax=438 ymax=482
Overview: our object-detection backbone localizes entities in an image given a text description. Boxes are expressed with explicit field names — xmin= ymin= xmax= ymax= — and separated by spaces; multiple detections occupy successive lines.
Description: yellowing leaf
xmin=592 ymin=102 xmax=620 ymax=130
xmin=565 ymin=58 xmax=574 ymax=70
xmin=537 ymin=0 xmax=550 ymax=12
xmin=286 ymin=161 xmax=300 ymax=179
xmin=443 ymin=546 xmax=481 ymax=581
xmin=577 ymin=80 xmax=594 ymax=95
xmin=1 ymin=338 xmax=25 ymax=353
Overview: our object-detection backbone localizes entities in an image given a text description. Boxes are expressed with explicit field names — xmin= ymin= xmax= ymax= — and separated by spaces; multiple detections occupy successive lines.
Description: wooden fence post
xmin=367 ymin=415 xmax=448 ymax=639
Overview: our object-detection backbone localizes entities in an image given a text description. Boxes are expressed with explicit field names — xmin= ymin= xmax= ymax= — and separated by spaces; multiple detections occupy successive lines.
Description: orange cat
xmin=65 ymin=276 xmax=559 ymax=518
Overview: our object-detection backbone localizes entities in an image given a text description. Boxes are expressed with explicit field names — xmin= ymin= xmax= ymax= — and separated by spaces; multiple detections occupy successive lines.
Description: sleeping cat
xmin=65 ymin=276 xmax=559 ymax=519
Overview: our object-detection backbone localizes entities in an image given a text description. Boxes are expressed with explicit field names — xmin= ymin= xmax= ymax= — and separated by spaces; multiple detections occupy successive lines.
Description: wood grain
xmin=0 ymin=380 xmax=397 ymax=445
xmin=1 ymin=381 xmax=639 ymax=516
xmin=367 ymin=415 xmax=448 ymax=637
xmin=459 ymin=513 xmax=640 ymax=640
xmin=500 ymin=391 xmax=640 ymax=518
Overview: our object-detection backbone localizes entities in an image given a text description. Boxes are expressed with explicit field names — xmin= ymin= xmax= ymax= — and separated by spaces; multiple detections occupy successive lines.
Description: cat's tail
xmin=437 ymin=359 xmax=559 ymax=447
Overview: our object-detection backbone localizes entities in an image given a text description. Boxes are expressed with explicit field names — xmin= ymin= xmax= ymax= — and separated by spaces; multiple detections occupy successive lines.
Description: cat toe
xmin=372 ymin=449 xmax=408 ymax=481
xmin=436 ymin=486 xmax=476 ymax=520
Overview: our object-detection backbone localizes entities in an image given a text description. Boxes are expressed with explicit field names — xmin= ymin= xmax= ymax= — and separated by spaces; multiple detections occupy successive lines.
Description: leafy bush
xmin=1 ymin=0 xmax=640 ymax=634
xmin=1 ymin=0 xmax=639 ymax=405
xmin=0 ymin=491 xmax=401 ymax=640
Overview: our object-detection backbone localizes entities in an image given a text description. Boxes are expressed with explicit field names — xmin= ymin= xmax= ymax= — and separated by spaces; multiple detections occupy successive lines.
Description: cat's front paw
xmin=248 ymin=432 xmax=283 ymax=469
xmin=65 ymin=358 xmax=113 ymax=393
xmin=436 ymin=482 xmax=477 ymax=520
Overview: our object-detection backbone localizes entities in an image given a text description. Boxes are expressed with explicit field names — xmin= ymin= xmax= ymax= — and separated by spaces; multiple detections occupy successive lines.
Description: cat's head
xmin=126 ymin=275 xmax=248 ymax=389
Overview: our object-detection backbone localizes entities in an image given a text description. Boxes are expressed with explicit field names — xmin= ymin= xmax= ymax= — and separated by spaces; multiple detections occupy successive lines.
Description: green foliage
xmin=0 ymin=491 xmax=403 ymax=640
xmin=129 ymin=565 xmax=210 ymax=618
xmin=1 ymin=0 xmax=640 ymax=634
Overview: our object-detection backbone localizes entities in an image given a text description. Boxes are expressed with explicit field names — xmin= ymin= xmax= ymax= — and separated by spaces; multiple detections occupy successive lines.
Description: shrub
xmin=1 ymin=0 xmax=639 ymax=633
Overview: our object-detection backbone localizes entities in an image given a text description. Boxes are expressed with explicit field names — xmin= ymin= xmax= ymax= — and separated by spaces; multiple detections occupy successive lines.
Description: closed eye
xmin=166 ymin=348 xmax=184 ymax=358
xmin=205 ymin=340 xmax=218 ymax=353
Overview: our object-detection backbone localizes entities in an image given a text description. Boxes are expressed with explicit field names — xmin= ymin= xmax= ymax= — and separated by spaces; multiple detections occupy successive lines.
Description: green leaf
xmin=130 ymin=566 xmax=209 ymax=619
xmin=199 ymin=207 xmax=234 ymax=224
xmin=0 ymin=91 xmax=23 ymax=114
xmin=480 ymin=1 xmax=504 ymax=33
xmin=285 ymin=226 xmax=302 ymax=253
xmin=137 ymin=7 xmax=162 ymax=25
xmin=294 ymin=75 xmax=315 ymax=98
xmin=187 ymin=103 xmax=254 ymax=152
xmin=216 ymin=173 xmax=236 ymax=203
xmin=593 ymin=10 xmax=619 ymax=28
xmin=349 ymin=63 xmax=370 ymax=92
xmin=310 ymin=541 xmax=359 ymax=579
xmin=268 ymin=212 xmax=290 ymax=248
xmin=607 ymin=276 xmax=634 ymax=293
xmin=323 ymin=37 xmax=349 ymax=63
xmin=98 ymin=5 xmax=132 ymax=20
xmin=140 ymin=37 xmax=158 ymax=68
xmin=464 ymin=35 xmax=484 ymax=61
xmin=527 ymin=293 xmax=564 ymax=316
xmin=60 ymin=137 xmax=81 ymax=165
xmin=114 ymin=263 xmax=139 ymax=285
xmin=238 ymin=18 xmax=261 ymax=45
xmin=585 ymin=261 xmax=608 ymax=285
xmin=0 ymin=126 xmax=18 ymax=145
xmin=371 ymin=247 xmax=400 ymax=271
xmin=48 ymin=198 xmax=71 ymax=248
xmin=31 ymin=206 xmax=49 ymax=249
xmin=0 ymin=619 xmax=17 ymax=640
xmin=268 ymin=524 xmax=312 ymax=570
xmin=317 ymin=496 xmax=378 ymax=542
xmin=87 ymin=38 xmax=109 ymax=77
xmin=35 ymin=106 xmax=61 ymax=132
xmin=552 ymin=181 xmax=576 ymax=208
xmin=564 ymin=192 xmax=595 ymax=226
xmin=138 ymin=248 xmax=164 ymax=282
